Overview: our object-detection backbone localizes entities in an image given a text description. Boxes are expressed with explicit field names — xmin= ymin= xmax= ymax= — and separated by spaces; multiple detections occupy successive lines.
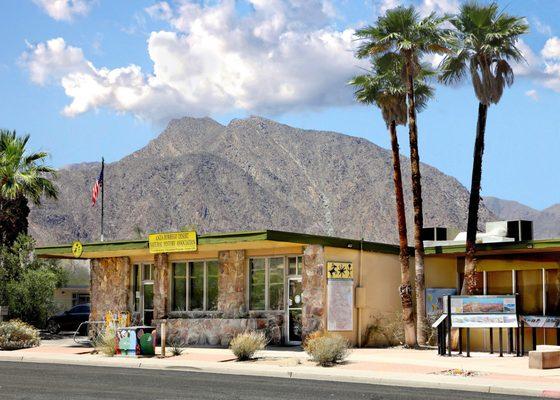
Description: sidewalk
xmin=1 ymin=339 xmax=560 ymax=398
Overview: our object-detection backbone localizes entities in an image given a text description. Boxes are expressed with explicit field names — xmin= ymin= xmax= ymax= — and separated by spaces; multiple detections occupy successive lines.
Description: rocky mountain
xmin=483 ymin=197 xmax=560 ymax=239
xmin=29 ymin=116 xmax=496 ymax=246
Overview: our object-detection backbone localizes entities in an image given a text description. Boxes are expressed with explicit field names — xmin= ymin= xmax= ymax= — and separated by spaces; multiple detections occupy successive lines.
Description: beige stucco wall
xmin=323 ymin=246 xmax=402 ymax=346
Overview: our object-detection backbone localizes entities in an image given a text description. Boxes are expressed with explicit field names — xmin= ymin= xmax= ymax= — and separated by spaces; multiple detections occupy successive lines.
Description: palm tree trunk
xmin=462 ymin=102 xmax=488 ymax=294
xmin=389 ymin=120 xmax=417 ymax=347
xmin=404 ymin=57 xmax=427 ymax=345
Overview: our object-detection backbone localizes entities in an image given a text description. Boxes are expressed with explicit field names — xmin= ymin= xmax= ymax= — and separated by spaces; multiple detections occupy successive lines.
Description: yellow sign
xmin=326 ymin=262 xmax=353 ymax=279
xmin=71 ymin=241 xmax=83 ymax=258
xmin=149 ymin=231 xmax=197 ymax=253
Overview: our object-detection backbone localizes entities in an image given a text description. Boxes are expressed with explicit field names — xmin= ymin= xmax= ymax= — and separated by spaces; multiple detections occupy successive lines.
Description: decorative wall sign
xmin=71 ymin=241 xmax=83 ymax=258
xmin=149 ymin=231 xmax=197 ymax=253
xmin=327 ymin=279 xmax=353 ymax=331
xmin=326 ymin=261 xmax=353 ymax=279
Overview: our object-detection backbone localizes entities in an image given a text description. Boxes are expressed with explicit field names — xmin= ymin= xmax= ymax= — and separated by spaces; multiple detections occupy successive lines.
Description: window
xmin=72 ymin=293 xmax=90 ymax=307
xmin=517 ymin=269 xmax=543 ymax=315
xmin=288 ymin=256 xmax=303 ymax=275
xmin=487 ymin=271 xmax=513 ymax=295
xmin=546 ymin=269 xmax=560 ymax=316
xmin=249 ymin=257 xmax=285 ymax=311
xmin=171 ymin=260 xmax=219 ymax=312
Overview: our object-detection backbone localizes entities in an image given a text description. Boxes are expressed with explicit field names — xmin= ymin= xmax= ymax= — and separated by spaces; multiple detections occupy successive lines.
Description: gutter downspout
xmin=357 ymin=237 xmax=363 ymax=347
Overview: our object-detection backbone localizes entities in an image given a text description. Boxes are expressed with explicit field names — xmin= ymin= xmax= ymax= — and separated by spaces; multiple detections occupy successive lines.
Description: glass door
xmin=142 ymin=264 xmax=154 ymax=326
xmin=287 ymin=277 xmax=303 ymax=344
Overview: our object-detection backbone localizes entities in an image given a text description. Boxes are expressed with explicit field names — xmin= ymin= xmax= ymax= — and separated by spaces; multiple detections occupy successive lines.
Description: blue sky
xmin=1 ymin=0 xmax=559 ymax=210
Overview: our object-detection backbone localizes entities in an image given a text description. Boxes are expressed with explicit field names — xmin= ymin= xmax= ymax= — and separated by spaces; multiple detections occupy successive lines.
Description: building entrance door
xmin=287 ymin=277 xmax=303 ymax=344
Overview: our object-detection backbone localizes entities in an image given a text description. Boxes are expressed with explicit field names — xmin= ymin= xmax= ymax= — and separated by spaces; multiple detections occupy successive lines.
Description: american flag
xmin=91 ymin=160 xmax=104 ymax=206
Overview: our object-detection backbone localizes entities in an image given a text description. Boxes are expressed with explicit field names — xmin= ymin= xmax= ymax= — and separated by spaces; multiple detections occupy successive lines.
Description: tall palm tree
xmin=439 ymin=2 xmax=528 ymax=294
xmin=355 ymin=6 xmax=452 ymax=344
xmin=0 ymin=130 xmax=58 ymax=247
xmin=349 ymin=57 xmax=434 ymax=347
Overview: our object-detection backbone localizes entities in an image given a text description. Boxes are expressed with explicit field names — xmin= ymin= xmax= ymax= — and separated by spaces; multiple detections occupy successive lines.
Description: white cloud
xmin=33 ymin=0 xmax=95 ymax=21
xmin=22 ymin=0 xmax=363 ymax=123
xmin=419 ymin=0 xmax=458 ymax=15
xmin=542 ymin=37 xmax=560 ymax=60
xmin=533 ymin=18 xmax=553 ymax=36
xmin=525 ymin=89 xmax=539 ymax=101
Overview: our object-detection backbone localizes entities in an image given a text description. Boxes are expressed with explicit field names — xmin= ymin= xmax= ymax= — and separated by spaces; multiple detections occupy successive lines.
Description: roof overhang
xmin=35 ymin=229 xmax=400 ymax=259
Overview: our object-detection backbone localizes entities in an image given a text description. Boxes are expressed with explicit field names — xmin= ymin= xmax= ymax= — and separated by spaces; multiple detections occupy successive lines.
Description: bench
xmin=529 ymin=345 xmax=560 ymax=369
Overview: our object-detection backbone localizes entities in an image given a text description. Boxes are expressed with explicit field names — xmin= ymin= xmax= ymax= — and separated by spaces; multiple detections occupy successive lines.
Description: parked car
xmin=46 ymin=304 xmax=90 ymax=334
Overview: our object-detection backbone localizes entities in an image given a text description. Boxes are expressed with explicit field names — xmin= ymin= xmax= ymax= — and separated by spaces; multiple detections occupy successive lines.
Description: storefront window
xmin=207 ymin=260 xmax=219 ymax=311
xmin=133 ymin=264 xmax=141 ymax=311
xmin=170 ymin=260 xmax=219 ymax=312
xmin=189 ymin=262 xmax=205 ymax=311
xmin=288 ymin=256 xmax=302 ymax=275
xmin=172 ymin=263 xmax=187 ymax=311
xmin=487 ymin=270 xmax=513 ymax=295
xmin=249 ymin=257 xmax=285 ymax=311
xmin=269 ymin=257 xmax=285 ymax=310
xmin=249 ymin=258 xmax=266 ymax=310
xmin=546 ymin=269 xmax=560 ymax=316
xmin=517 ymin=269 xmax=543 ymax=315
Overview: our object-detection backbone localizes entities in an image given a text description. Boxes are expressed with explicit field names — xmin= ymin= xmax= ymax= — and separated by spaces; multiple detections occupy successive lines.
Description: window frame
xmin=248 ymin=255 xmax=300 ymax=312
xmin=170 ymin=259 xmax=219 ymax=312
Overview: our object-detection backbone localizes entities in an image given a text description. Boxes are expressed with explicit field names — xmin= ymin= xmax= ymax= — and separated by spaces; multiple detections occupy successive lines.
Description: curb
xmin=0 ymin=354 xmax=557 ymax=398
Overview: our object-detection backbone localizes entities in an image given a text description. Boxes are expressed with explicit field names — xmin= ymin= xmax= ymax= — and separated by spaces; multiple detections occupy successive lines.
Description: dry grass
xmin=304 ymin=331 xmax=350 ymax=367
xmin=230 ymin=331 xmax=267 ymax=361
xmin=0 ymin=319 xmax=41 ymax=350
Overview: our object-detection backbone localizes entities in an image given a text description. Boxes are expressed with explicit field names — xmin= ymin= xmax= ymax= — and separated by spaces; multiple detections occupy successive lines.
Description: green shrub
xmin=229 ymin=331 xmax=267 ymax=361
xmin=0 ymin=319 xmax=41 ymax=350
xmin=168 ymin=337 xmax=185 ymax=356
xmin=93 ymin=326 xmax=117 ymax=357
xmin=304 ymin=331 xmax=350 ymax=366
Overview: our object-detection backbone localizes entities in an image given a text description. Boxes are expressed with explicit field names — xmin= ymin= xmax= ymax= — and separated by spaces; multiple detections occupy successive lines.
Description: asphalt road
xmin=0 ymin=361 xmax=537 ymax=400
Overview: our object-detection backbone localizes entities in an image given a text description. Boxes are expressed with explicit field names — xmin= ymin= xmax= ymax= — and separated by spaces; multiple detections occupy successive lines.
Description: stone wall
xmin=302 ymin=244 xmax=326 ymax=340
xmin=157 ymin=314 xmax=283 ymax=347
xmin=153 ymin=253 xmax=169 ymax=319
xmin=217 ymin=250 xmax=246 ymax=317
xmin=90 ymin=257 xmax=131 ymax=322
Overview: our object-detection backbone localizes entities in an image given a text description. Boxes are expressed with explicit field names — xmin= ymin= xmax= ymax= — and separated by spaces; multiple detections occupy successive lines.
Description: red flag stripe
xmin=91 ymin=180 xmax=100 ymax=206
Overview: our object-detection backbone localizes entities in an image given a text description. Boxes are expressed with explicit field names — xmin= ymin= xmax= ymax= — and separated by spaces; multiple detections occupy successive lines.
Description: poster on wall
xmin=450 ymin=295 xmax=516 ymax=315
xmin=426 ymin=288 xmax=457 ymax=317
xmin=327 ymin=279 xmax=353 ymax=331
xmin=521 ymin=316 xmax=560 ymax=328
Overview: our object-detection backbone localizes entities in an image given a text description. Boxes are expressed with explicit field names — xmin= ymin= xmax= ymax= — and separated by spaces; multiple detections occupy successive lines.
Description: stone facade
xmin=302 ymin=244 xmax=326 ymax=340
xmin=90 ymin=257 xmax=131 ymax=322
xmin=217 ymin=250 xmax=246 ymax=317
xmin=157 ymin=314 xmax=283 ymax=347
xmin=153 ymin=253 xmax=169 ymax=320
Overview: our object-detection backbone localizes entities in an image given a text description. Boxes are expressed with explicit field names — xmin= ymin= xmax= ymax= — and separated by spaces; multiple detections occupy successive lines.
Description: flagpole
xmin=101 ymin=157 xmax=104 ymax=242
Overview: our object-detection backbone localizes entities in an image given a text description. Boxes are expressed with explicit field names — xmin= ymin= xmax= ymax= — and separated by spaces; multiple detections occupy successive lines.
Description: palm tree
xmin=355 ymin=6 xmax=452 ymax=344
xmin=0 ymin=130 xmax=58 ymax=247
xmin=349 ymin=57 xmax=434 ymax=347
xmin=439 ymin=2 xmax=528 ymax=294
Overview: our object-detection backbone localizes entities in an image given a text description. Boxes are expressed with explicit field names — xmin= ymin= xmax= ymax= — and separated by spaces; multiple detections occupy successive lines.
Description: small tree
xmin=0 ymin=235 xmax=67 ymax=327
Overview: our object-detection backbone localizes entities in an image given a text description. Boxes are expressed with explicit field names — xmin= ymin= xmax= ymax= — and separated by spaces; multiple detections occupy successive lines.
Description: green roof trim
xmin=35 ymin=229 xmax=400 ymax=258
xmin=425 ymin=238 xmax=560 ymax=256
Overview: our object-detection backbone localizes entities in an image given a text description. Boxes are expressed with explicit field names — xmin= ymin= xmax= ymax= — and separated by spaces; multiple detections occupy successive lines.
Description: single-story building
xmin=36 ymin=225 xmax=560 ymax=350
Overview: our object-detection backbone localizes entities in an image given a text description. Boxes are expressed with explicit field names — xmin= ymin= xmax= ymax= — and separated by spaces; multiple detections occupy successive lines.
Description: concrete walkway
xmin=1 ymin=339 xmax=559 ymax=398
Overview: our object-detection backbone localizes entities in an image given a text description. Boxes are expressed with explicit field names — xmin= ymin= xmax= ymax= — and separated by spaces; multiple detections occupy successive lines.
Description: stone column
xmin=153 ymin=253 xmax=169 ymax=320
xmin=90 ymin=257 xmax=131 ymax=323
xmin=218 ymin=250 xmax=246 ymax=318
xmin=302 ymin=244 xmax=326 ymax=340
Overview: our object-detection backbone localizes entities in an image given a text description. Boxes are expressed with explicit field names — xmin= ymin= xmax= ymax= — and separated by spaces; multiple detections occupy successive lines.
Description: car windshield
xmin=70 ymin=305 xmax=90 ymax=313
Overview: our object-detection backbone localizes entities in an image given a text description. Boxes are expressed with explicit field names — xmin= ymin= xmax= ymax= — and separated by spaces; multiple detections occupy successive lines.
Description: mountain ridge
xmin=30 ymin=115 xmax=498 ymax=246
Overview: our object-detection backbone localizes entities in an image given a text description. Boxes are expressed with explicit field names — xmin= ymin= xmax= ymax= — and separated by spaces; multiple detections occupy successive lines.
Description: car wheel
xmin=47 ymin=320 xmax=61 ymax=334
